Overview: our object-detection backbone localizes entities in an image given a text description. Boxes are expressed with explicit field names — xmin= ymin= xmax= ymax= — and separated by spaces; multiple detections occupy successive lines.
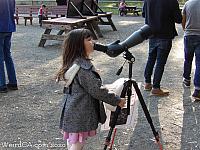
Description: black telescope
xmin=94 ymin=24 xmax=152 ymax=57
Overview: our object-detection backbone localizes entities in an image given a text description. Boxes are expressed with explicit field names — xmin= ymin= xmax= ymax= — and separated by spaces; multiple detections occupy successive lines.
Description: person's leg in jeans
xmin=0 ymin=33 xmax=7 ymax=90
xmin=38 ymin=15 xmax=42 ymax=26
xmin=194 ymin=40 xmax=200 ymax=90
xmin=153 ymin=39 xmax=172 ymax=88
xmin=119 ymin=8 xmax=124 ymax=16
xmin=183 ymin=36 xmax=195 ymax=84
xmin=151 ymin=39 xmax=171 ymax=96
xmin=193 ymin=36 xmax=200 ymax=99
xmin=144 ymin=38 xmax=157 ymax=90
xmin=3 ymin=33 xmax=17 ymax=85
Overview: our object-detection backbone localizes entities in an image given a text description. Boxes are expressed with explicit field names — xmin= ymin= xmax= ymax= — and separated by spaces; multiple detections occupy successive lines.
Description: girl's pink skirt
xmin=63 ymin=130 xmax=96 ymax=144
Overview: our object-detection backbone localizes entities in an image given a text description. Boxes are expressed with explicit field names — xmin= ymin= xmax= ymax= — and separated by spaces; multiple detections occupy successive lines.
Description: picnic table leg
xmin=15 ymin=17 xmax=19 ymax=25
xmin=57 ymin=30 xmax=65 ymax=35
xmin=38 ymin=29 xmax=52 ymax=47
xmin=107 ymin=16 xmax=117 ymax=31
xmin=30 ymin=18 xmax=33 ymax=25
xmin=86 ymin=22 xmax=98 ymax=40
xmin=98 ymin=18 xmax=105 ymax=24
xmin=24 ymin=18 xmax=27 ymax=26
xmin=91 ymin=20 xmax=103 ymax=38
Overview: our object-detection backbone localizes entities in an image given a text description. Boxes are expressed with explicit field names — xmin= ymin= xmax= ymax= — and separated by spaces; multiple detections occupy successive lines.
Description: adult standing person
xmin=142 ymin=0 xmax=182 ymax=96
xmin=182 ymin=0 xmax=200 ymax=100
xmin=0 ymin=0 xmax=18 ymax=93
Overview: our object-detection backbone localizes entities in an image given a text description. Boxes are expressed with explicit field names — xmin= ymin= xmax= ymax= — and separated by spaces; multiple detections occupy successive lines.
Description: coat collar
xmin=74 ymin=57 xmax=93 ymax=70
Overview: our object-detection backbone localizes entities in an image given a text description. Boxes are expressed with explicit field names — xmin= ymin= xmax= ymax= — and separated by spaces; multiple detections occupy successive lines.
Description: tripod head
xmin=123 ymin=49 xmax=135 ymax=62
xmin=116 ymin=49 xmax=135 ymax=77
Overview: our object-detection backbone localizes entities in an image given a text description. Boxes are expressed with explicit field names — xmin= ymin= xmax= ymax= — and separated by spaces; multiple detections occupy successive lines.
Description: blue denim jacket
xmin=0 ymin=0 xmax=16 ymax=32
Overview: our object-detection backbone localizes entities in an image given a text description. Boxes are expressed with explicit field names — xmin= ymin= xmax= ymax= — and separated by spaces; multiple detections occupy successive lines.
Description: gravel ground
xmin=0 ymin=15 xmax=200 ymax=150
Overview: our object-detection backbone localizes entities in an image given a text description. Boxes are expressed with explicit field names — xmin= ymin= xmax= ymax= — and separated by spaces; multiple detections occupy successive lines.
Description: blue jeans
xmin=0 ymin=32 xmax=17 ymax=89
xmin=183 ymin=35 xmax=200 ymax=90
xmin=144 ymin=38 xmax=172 ymax=88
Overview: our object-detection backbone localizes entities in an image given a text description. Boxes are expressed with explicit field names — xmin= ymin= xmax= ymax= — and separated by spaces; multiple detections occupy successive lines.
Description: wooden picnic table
xmin=38 ymin=16 xmax=103 ymax=47
xmin=125 ymin=6 xmax=141 ymax=16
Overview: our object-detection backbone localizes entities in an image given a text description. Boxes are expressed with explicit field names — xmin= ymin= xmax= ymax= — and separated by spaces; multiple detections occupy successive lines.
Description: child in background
xmin=119 ymin=1 xmax=127 ymax=16
xmin=56 ymin=29 xmax=126 ymax=150
xmin=38 ymin=4 xmax=48 ymax=27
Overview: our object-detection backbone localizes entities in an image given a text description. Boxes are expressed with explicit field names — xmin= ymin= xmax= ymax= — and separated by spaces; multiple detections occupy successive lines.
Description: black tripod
xmin=103 ymin=49 xmax=162 ymax=150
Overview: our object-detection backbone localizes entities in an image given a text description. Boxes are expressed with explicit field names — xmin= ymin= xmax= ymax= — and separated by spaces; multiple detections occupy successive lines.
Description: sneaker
xmin=144 ymin=83 xmax=152 ymax=91
xmin=183 ymin=78 xmax=191 ymax=87
xmin=0 ymin=87 xmax=8 ymax=93
xmin=151 ymin=88 xmax=169 ymax=96
xmin=7 ymin=84 xmax=18 ymax=90
xmin=192 ymin=90 xmax=200 ymax=100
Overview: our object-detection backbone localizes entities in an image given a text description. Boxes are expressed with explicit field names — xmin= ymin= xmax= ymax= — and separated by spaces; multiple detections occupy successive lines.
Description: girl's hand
xmin=118 ymin=98 xmax=126 ymax=108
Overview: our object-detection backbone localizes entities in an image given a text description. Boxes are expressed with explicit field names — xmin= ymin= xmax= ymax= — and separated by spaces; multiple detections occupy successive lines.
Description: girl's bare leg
xmin=70 ymin=142 xmax=84 ymax=150
xmin=67 ymin=140 xmax=72 ymax=150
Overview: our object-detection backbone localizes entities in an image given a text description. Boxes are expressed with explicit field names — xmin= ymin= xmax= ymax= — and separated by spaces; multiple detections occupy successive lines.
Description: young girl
xmin=56 ymin=29 xmax=126 ymax=150
xmin=38 ymin=4 xmax=48 ymax=27
xmin=119 ymin=1 xmax=127 ymax=16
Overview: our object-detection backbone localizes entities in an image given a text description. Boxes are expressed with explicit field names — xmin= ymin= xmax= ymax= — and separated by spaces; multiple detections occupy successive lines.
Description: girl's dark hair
xmin=56 ymin=29 xmax=93 ymax=82
xmin=42 ymin=4 xmax=46 ymax=8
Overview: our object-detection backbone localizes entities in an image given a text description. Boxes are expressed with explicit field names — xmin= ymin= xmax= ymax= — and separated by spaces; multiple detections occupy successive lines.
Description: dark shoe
xmin=7 ymin=84 xmax=18 ymax=90
xmin=0 ymin=87 xmax=8 ymax=93
xmin=144 ymin=83 xmax=152 ymax=91
xmin=192 ymin=90 xmax=200 ymax=100
xmin=151 ymin=88 xmax=169 ymax=96
xmin=183 ymin=78 xmax=191 ymax=87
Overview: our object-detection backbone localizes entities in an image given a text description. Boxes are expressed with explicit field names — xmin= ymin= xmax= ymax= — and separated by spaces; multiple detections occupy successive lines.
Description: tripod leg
xmin=109 ymin=128 xmax=117 ymax=150
xmin=132 ymin=80 xmax=160 ymax=143
xmin=104 ymin=127 xmax=114 ymax=150
xmin=127 ymin=80 xmax=132 ymax=115
xmin=104 ymin=82 xmax=129 ymax=150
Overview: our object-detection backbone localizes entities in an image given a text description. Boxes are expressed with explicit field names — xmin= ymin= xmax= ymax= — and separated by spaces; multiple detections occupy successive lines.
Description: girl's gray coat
xmin=60 ymin=58 xmax=121 ymax=133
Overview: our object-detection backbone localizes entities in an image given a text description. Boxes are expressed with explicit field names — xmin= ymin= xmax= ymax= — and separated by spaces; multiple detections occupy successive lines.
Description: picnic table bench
xmin=119 ymin=6 xmax=142 ymax=16
xmin=15 ymin=5 xmax=41 ymax=26
xmin=14 ymin=5 xmax=68 ymax=26
xmin=38 ymin=16 xmax=103 ymax=47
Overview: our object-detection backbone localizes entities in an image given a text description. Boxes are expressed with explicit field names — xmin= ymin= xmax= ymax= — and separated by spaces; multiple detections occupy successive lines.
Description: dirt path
xmin=0 ymin=16 xmax=199 ymax=150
